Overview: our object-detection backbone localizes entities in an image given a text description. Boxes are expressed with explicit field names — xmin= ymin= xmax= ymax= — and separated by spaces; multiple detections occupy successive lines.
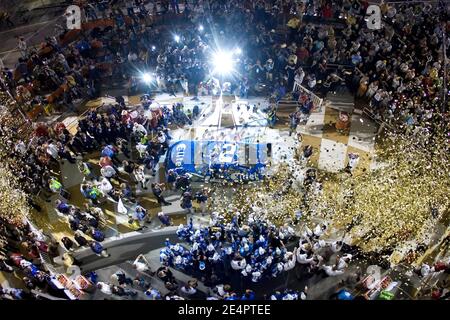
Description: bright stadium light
xmin=142 ymin=73 xmax=153 ymax=84
xmin=198 ymin=25 xmax=204 ymax=32
xmin=212 ymin=51 xmax=235 ymax=75
xmin=174 ymin=35 xmax=181 ymax=43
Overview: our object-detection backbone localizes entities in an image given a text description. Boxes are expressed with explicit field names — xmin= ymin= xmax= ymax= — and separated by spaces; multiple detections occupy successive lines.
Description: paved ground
xmin=0 ymin=2 xmax=66 ymax=67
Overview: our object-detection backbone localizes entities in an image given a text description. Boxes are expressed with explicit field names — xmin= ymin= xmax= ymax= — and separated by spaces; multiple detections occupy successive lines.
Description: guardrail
xmin=72 ymin=226 xmax=179 ymax=272
xmin=292 ymin=80 xmax=324 ymax=111
xmin=31 ymin=289 xmax=68 ymax=300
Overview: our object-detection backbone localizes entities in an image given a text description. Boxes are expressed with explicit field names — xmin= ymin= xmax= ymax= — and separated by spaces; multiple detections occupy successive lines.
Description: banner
xmin=117 ymin=198 xmax=128 ymax=215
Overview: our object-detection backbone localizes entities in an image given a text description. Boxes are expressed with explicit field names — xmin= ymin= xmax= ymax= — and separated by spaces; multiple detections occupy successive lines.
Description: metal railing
xmin=292 ymin=80 xmax=324 ymax=111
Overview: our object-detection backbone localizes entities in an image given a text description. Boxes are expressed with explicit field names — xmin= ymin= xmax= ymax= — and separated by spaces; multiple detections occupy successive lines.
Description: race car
xmin=166 ymin=140 xmax=272 ymax=182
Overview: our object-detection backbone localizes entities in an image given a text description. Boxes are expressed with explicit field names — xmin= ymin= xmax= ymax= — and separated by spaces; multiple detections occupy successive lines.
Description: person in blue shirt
xmin=269 ymin=291 xmax=283 ymax=300
xmin=195 ymin=189 xmax=208 ymax=214
xmin=158 ymin=211 xmax=172 ymax=227
xmin=256 ymin=235 xmax=268 ymax=248
xmin=241 ymin=289 xmax=256 ymax=300
xmin=1 ymin=287 xmax=26 ymax=300
xmin=331 ymin=289 xmax=354 ymax=300
xmin=145 ymin=287 xmax=162 ymax=300
xmin=90 ymin=241 xmax=109 ymax=257
xmin=101 ymin=144 xmax=120 ymax=166
xmin=170 ymin=0 xmax=181 ymax=14
xmin=224 ymin=292 xmax=239 ymax=300
xmin=176 ymin=224 xmax=189 ymax=239
xmin=180 ymin=191 xmax=193 ymax=213
xmin=90 ymin=228 xmax=105 ymax=242
xmin=114 ymin=12 xmax=125 ymax=29
xmin=135 ymin=205 xmax=148 ymax=223
xmin=76 ymin=39 xmax=91 ymax=59
xmin=55 ymin=199 xmax=71 ymax=215
xmin=68 ymin=216 xmax=80 ymax=231
xmin=87 ymin=271 xmax=98 ymax=284
xmin=120 ymin=183 xmax=135 ymax=202
xmin=81 ymin=184 xmax=92 ymax=199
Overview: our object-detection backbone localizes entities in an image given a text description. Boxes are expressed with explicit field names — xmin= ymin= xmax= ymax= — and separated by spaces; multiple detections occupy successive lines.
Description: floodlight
xmin=212 ymin=51 xmax=234 ymax=75
xmin=142 ymin=73 xmax=153 ymax=84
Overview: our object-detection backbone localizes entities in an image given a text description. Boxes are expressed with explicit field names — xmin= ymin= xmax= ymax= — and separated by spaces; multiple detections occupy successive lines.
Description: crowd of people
xmin=156 ymin=208 xmax=353 ymax=299
xmin=0 ymin=219 xmax=63 ymax=300
xmin=0 ymin=90 xmax=215 ymax=299
xmin=344 ymin=2 xmax=448 ymax=129
xmin=0 ymin=0 xmax=347 ymax=118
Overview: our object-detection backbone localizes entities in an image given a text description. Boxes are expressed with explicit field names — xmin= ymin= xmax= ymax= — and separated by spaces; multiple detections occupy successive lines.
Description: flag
xmin=117 ymin=198 xmax=128 ymax=215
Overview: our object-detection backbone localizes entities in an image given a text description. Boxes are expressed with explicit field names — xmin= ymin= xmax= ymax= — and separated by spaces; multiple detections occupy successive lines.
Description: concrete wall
xmin=73 ymin=226 xmax=179 ymax=272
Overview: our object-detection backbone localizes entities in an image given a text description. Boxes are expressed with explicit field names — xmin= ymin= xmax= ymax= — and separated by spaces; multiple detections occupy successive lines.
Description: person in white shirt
xmin=15 ymin=140 xmax=27 ymax=155
xmin=209 ymin=211 xmax=221 ymax=226
xmin=296 ymin=249 xmax=314 ymax=264
xmin=157 ymin=131 xmax=168 ymax=150
xmin=180 ymin=76 xmax=188 ymax=94
xmin=180 ymin=285 xmax=197 ymax=296
xmin=307 ymin=74 xmax=316 ymax=89
xmin=283 ymin=249 xmax=297 ymax=271
xmin=210 ymin=251 xmax=221 ymax=263
xmin=19 ymin=259 xmax=32 ymax=269
xmin=241 ymin=264 xmax=253 ymax=277
xmin=330 ymin=241 xmax=343 ymax=253
xmin=322 ymin=264 xmax=345 ymax=277
xmin=135 ymin=143 xmax=147 ymax=158
xmin=294 ymin=67 xmax=305 ymax=85
xmin=313 ymin=223 xmax=327 ymax=237
xmin=134 ymin=165 xmax=148 ymax=189
xmin=299 ymin=287 xmax=308 ymax=300
xmin=348 ymin=153 xmax=360 ymax=172
xmin=336 ymin=254 xmax=352 ymax=270
xmin=157 ymin=131 xmax=166 ymax=144
xmin=101 ymin=165 xmax=117 ymax=179
xmin=133 ymin=122 xmax=147 ymax=137
xmin=251 ymin=270 xmax=262 ymax=282
xmin=46 ymin=143 xmax=60 ymax=161
xmin=230 ymin=255 xmax=246 ymax=270
xmin=98 ymin=177 xmax=113 ymax=196
xmin=302 ymin=225 xmax=314 ymax=239
xmin=17 ymin=37 xmax=27 ymax=58
xmin=128 ymin=51 xmax=138 ymax=63
xmin=312 ymin=239 xmax=326 ymax=252
xmin=133 ymin=254 xmax=152 ymax=274
xmin=97 ymin=282 xmax=112 ymax=295
xmin=166 ymin=294 xmax=185 ymax=300
xmin=214 ymin=284 xmax=231 ymax=298
xmin=420 ymin=263 xmax=434 ymax=277
xmin=282 ymin=292 xmax=298 ymax=300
